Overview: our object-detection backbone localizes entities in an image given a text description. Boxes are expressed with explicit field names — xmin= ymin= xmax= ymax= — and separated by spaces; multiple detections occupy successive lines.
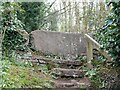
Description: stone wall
xmin=30 ymin=30 xmax=87 ymax=59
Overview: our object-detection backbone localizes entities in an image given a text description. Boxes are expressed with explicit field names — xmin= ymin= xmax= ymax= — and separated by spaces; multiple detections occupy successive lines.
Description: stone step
xmin=55 ymin=60 xmax=82 ymax=66
xmin=52 ymin=77 xmax=90 ymax=88
xmin=25 ymin=57 xmax=83 ymax=66
xmin=59 ymin=65 xmax=80 ymax=69
xmin=23 ymin=60 xmax=47 ymax=64
xmin=56 ymin=60 xmax=82 ymax=69
xmin=52 ymin=68 xmax=84 ymax=78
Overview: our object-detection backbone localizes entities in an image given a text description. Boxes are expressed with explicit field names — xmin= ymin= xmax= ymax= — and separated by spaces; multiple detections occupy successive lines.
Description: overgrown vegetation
xmin=98 ymin=1 xmax=120 ymax=66
xmin=0 ymin=2 xmax=53 ymax=88
xmin=97 ymin=1 xmax=120 ymax=89
xmin=1 ymin=2 xmax=27 ymax=57
xmin=0 ymin=57 xmax=52 ymax=88
xmin=91 ymin=1 xmax=120 ymax=89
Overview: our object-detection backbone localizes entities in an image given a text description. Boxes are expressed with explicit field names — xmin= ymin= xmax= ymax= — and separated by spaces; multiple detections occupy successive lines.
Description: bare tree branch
xmin=43 ymin=0 xmax=57 ymax=14
xmin=39 ymin=2 xmax=81 ymax=28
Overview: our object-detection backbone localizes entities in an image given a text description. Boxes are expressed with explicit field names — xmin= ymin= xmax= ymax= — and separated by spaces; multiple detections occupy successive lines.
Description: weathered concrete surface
xmin=53 ymin=78 xmax=90 ymax=88
xmin=30 ymin=30 xmax=87 ymax=59
xmin=52 ymin=68 xmax=84 ymax=78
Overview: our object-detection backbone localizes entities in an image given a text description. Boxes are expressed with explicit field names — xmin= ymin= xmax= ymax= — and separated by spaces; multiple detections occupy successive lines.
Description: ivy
xmin=1 ymin=2 xmax=27 ymax=57
xmin=97 ymin=1 xmax=120 ymax=67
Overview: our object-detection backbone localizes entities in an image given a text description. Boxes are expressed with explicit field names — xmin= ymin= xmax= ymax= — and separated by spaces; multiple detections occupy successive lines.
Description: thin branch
xmin=39 ymin=4 xmax=70 ymax=22
xmin=39 ymin=2 xmax=81 ymax=28
xmin=44 ymin=0 xmax=57 ymax=14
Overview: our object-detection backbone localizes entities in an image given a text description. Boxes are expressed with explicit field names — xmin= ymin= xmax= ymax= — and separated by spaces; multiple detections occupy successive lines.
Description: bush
xmin=97 ymin=1 xmax=120 ymax=67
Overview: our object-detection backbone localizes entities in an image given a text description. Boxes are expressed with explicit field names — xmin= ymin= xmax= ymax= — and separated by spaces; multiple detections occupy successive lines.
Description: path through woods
xmin=25 ymin=56 xmax=91 ymax=89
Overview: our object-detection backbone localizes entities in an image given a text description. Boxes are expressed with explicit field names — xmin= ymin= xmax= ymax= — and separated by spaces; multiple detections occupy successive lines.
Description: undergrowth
xmin=81 ymin=56 xmax=118 ymax=89
xmin=0 ymin=56 xmax=53 ymax=88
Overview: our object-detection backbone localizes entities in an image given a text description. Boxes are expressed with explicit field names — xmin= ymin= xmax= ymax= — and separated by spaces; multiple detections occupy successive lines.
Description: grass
xmin=1 ymin=57 xmax=53 ymax=88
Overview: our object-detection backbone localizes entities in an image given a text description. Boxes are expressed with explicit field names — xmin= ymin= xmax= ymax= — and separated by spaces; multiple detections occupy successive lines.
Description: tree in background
xmin=48 ymin=1 xmax=109 ymax=33
xmin=17 ymin=2 xmax=47 ymax=33
xmin=48 ymin=8 xmax=58 ymax=31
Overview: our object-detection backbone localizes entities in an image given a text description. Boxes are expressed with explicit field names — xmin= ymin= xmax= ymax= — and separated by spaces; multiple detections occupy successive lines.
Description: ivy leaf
xmin=107 ymin=19 xmax=113 ymax=25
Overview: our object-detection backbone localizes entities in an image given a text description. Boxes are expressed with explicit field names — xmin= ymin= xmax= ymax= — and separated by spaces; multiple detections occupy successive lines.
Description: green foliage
xmin=84 ymin=58 xmax=109 ymax=89
xmin=0 ymin=2 xmax=27 ymax=57
xmin=0 ymin=57 xmax=52 ymax=88
xmin=97 ymin=1 xmax=120 ymax=67
xmin=83 ymin=66 xmax=102 ymax=88
xmin=17 ymin=2 xmax=47 ymax=33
